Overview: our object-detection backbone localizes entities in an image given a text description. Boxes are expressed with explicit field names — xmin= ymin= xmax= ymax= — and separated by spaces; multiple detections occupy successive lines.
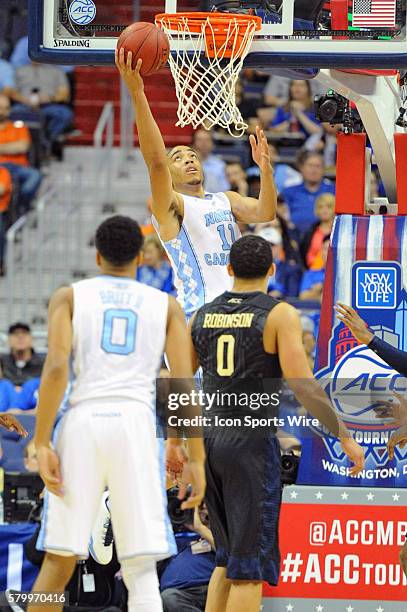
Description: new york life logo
xmin=354 ymin=263 xmax=397 ymax=309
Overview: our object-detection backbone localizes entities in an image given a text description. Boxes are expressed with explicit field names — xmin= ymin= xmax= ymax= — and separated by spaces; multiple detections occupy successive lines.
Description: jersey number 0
xmin=217 ymin=334 xmax=235 ymax=376
xmin=101 ymin=309 xmax=138 ymax=355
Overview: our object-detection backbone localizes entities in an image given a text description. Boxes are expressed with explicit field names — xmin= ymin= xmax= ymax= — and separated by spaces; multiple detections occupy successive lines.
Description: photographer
xmin=159 ymin=495 xmax=216 ymax=612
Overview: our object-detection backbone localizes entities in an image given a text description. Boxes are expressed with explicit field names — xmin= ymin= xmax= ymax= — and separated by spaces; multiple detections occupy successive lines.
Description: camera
xmin=314 ymin=91 xmax=348 ymax=125
xmin=3 ymin=472 xmax=44 ymax=523
xmin=281 ymin=452 xmax=299 ymax=486
xmin=315 ymin=91 xmax=363 ymax=133
xmin=167 ymin=486 xmax=194 ymax=532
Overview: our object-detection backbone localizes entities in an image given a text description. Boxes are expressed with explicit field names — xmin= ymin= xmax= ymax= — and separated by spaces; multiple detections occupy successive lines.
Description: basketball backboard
xmin=29 ymin=0 xmax=407 ymax=68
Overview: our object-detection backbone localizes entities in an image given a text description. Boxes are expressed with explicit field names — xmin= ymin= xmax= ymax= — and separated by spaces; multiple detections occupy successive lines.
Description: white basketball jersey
xmin=153 ymin=192 xmax=241 ymax=316
xmin=68 ymin=276 xmax=168 ymax=407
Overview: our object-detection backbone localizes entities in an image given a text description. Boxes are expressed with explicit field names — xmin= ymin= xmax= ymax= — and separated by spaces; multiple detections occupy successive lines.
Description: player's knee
xmin=43 ymin=552 xmax=77 ymax=583
xmin=121 ymin=556 xmax=161 ymax=607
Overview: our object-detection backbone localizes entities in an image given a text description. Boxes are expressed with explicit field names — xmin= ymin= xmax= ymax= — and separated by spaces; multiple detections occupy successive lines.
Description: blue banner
xmin=298 ymin=214 xmax=407 ymax=487
xmin=0 ymin=523 xmax=38 ymax=590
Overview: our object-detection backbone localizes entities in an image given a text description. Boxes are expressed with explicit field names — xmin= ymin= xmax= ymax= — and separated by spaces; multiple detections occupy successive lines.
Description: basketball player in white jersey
xmin=116 ymin=50 xmax=277 ymax=318
xmin=29 ymin=216 xmax=205 ymax=612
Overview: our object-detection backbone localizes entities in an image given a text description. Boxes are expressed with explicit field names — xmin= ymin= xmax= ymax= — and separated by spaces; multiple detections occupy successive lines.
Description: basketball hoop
xmin=155 ymin=12 xmax=262 ymax=137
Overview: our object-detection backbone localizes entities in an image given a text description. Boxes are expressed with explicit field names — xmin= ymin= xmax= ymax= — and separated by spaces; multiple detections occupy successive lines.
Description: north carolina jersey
xmin=153 ymin=192 xmax=241 ymax=316
xmin=69 ymin=276 xmax=168 ymax=407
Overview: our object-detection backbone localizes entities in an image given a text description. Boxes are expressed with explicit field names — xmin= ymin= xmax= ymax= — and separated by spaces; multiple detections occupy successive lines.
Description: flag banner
xmin=352 ymin=0 xmax=397 ymax=27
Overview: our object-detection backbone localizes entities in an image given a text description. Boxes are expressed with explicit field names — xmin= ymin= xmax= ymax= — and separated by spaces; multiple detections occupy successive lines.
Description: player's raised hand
xmin=388 ymin=424 xmax=407 ymax=460
xmin=0 ymin=413 xmax=28 ymax=437
xmin=37 ymin=445 xmax=64 ymax=498
xmin=115 ymin=48 xmax=144 ymax=93
xmin=335 ymin=302 xmax=374 ymax=345
xmin=340 ymin=437 xmax=365 ymax=476
xmin=249 ymin=126 xmax=272 ymax=174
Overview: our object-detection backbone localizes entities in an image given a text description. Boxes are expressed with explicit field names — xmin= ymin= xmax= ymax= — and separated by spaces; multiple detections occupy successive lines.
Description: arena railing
xmin=93 ymin=101 xmax=115 ymax=208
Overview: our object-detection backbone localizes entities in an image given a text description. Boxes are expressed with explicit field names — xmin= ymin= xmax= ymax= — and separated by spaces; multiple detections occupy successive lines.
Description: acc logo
xmin=329 ymin=344 xmax=407 ymax=426
xmin=69 ymin=0 xmax=96 ymax=25
xmin=354 ymin=263 xmax=398 ymax=309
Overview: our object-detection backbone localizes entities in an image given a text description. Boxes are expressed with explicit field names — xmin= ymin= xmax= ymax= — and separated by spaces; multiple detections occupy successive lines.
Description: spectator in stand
xmin=192 ymin=128 xmax=230 ymax=193
xmin=0 ymin=94 xmax=42 ymax=214
xmin=137 ymin=234 xmax=175 ymax=294
xmin=225 ymin=162 xmax=249 ymax=197
xmin=235 ymin=80 xmax=262 ymax=131
xmin=282 ymin=150 xmax=335 ymax=236
xmin=9 ymin=62 xmax=73 ymax=151
xmin=301 ymin=193 xmax=335 ymax=270
xmin=0 ymin=322 xmax=45 ymax=388
xmin=7 ymin=377 xmax=40 ymax=414
xmin=0 ymin=59 xmax=15 ymax=96
xmin=0 ymin=362 xmax=17 ymax=411
xmin=256 ymin=214 xmax=303 ymax=297
xmin=159 ymin=505 xmax=216 ymax=612
xmin=263 ymin=75 xmax=327 ymax=108
xmin=0 ymin=165 xmax=12 ymax=275
xmin=299 ymin=234 xmax=330 ymax=302
xmin=268 ymin=80 xmax=322 ymax=139
xmin=268 ymin=142 xmax=302 ymax=194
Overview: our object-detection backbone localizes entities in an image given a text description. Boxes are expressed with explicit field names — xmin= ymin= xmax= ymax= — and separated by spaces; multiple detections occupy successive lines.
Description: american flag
xmin=352 ymin=0 xmax=396 ymax=27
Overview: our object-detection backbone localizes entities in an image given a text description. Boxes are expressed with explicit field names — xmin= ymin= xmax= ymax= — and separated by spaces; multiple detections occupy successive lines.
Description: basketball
xmin=116 ymin=22 xmax=170 ymax=77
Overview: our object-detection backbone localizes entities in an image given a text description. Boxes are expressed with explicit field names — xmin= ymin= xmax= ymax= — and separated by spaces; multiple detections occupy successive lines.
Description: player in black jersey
xmin=187 ymin=235 xmax=365 ymax=612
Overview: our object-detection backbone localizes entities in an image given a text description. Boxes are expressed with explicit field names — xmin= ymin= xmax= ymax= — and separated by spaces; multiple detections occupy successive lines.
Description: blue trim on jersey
xmin=158 ymin=436 xmax=177 ymax=557
xmin=36 ymin=414 xmax=66 ymax=552
xmin=164 ymin=226 xmax=206 ymax=317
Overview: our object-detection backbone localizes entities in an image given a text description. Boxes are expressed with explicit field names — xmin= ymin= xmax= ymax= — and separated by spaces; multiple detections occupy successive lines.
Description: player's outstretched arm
xmin=227 ymin=126 xmax=277 ymax=223
xmin=336 ymin=302 xmax=407 ymax=378
xmin=267 ymin=303 xmax=365 ymax=475
xmin=165 ymin=297 xmax=206 ymax=509
xmin=115 ymin=50 xmax=179 ymax=229
xmin=34 ymin=287 xmax=73 ymax=497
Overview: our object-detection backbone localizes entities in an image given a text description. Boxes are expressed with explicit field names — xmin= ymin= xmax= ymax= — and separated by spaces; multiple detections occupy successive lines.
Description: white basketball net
xmin=156 ymin=15 xmax=259 ymax=137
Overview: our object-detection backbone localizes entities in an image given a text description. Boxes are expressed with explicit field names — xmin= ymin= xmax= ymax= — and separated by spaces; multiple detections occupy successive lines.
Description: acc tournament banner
xmin=297 ymin=214 xmax=407 ymax=487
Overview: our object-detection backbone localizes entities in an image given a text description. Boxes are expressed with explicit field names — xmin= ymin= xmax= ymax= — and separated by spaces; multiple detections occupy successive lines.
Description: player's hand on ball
xmin=179 ymin=460 xmax=206 ymax=510
xmin=115 ymin=48 xmax=144 ymax=93
xmin=334 ymin=303 xmax=374 ymax=345
xmin=249 ymin=126 xmax=272 ymax=173
xmin=0 ymin=413 xmax=27 ymax=437
xmin=340 ymin=437 xmax=365 ymax=476
xmin=37 ymin=445 xmax=64 ymax=497
xmin=388 ymin=424 xmax=407 ymax=460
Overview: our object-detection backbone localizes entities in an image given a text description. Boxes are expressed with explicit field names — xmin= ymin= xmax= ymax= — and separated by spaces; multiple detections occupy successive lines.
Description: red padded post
xmin=331 ymin=0 xmax=349 ymax=38
xmin=335 ymin=132 xmax=367 ymax=215
xmin=395 ymin=133 xmax=407 ymax=214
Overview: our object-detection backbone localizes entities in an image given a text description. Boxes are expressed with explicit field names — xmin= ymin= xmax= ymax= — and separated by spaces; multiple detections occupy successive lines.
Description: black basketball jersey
xmin=191 ymin=291 xmax=282 ymax=405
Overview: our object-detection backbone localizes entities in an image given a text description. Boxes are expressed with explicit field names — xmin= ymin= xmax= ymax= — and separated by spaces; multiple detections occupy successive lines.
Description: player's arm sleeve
xmin=368 ymin=335 xmax=407 ymax=377
xmin=165 ymin=297 xmax=205 ymax=462
xmin=34 ymin=287 xmax=73 ymax=447
xmin=131 ymin=88 xmax=178 ymax=224
xmin=271 ymin=303 xmax=348 ymax=438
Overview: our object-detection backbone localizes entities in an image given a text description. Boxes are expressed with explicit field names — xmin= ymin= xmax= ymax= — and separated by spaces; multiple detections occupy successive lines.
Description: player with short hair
xmin=187 ymin=235 xmax=365 ymax=612
xmin=29 ymin=215 xmax=205 ymax=612
xmin=116 ymin=50 xmax=277 ymax=318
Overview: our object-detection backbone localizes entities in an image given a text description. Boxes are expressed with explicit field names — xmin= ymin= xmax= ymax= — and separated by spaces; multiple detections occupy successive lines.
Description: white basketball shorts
xmin=36 ymin=401 xmax=176 ymax=561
